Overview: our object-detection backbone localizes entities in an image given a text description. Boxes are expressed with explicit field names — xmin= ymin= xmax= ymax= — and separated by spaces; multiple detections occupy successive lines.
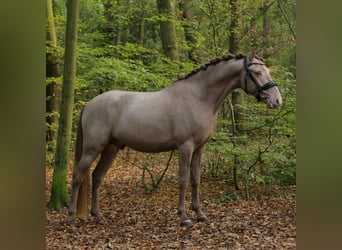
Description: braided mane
xmin=178 ymin=54 xmax=246 ymax=81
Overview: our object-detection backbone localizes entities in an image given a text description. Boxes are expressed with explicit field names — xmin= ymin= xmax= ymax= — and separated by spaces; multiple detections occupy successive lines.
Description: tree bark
xmin=157 ymin=0 xmax=179 ymax=60
xmin=229 ymin=0 xmax=242 ymax=191
xmin=139 ymin=0 xmax=148 ymax=46
xmin=262 ymin=0 xmax=272 ymax=60
xmin=48 ymin=0 xmax=80 ymax=209
xmin=179 ymin=0 xmax=200 ymax=63
xmin=46 ymin=0 xmax=60 ymax=144
xmin=115 ymin=0 xmax=122 ymax=45
xmin=229 ymin=0 xmax=243 ymax=132
xmin=229 ymin=0 xmax=240 ymax=55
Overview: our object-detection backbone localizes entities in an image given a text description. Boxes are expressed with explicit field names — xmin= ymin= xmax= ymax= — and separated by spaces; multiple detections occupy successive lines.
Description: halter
xmin=243 ymin=56 xmax=277 ymax=101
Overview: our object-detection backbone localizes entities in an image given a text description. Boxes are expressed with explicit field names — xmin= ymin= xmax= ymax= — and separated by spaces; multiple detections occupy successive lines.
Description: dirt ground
xmin=46 ymin=152 xmax=296 ymax=249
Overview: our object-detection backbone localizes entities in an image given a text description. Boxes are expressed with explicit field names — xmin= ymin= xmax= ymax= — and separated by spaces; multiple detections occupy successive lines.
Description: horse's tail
xmin=75 ymin=109 xmax=89 ymax=219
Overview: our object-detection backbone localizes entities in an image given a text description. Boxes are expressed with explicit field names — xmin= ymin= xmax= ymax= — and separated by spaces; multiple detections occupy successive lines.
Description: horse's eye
xmin=255 ymin=71 xmax=262 ymax=76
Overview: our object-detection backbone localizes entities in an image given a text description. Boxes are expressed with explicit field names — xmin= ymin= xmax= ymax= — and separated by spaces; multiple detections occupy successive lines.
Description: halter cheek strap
xmin=243 ymin=56 xmax=277 ymax=101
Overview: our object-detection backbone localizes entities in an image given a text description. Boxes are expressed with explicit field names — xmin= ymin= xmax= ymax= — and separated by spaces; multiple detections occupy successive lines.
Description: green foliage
xmin=75 ymin=42 xmax=195 ymax=99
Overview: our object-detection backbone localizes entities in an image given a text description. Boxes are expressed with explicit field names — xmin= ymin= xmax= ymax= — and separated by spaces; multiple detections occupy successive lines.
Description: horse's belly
xmin=115 ymin=132 xmax=177 ymax=153
xmin=128 ymin=141 xmax=177 ymax=153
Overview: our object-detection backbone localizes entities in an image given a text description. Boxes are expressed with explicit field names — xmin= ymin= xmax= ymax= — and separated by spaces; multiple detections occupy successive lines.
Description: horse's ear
xmin=249 ymin=49 xmax=256 ymax=60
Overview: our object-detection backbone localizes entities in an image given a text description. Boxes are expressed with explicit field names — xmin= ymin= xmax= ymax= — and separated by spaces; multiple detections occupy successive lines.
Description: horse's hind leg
xmin=69 ymin=152 xmax=98 ymax=222
xmin=91 ymin=144 xmax=119 ymax=222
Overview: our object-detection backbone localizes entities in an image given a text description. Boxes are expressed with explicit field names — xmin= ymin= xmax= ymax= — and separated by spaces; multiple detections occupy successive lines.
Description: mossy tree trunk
xmin=179 ymin=0 xmax=200 ymax=63
xmin=46 ymin=0 xmax=60 ymax=145
xmin=48 ymin=0 xmax=80 ymax=209
xmin=157 ymin=0 xmax=179 ymax=60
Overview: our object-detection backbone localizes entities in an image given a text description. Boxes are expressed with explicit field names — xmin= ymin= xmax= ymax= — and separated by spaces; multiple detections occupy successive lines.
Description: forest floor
xmin=46 ymin=151 xmax=296 ymax=249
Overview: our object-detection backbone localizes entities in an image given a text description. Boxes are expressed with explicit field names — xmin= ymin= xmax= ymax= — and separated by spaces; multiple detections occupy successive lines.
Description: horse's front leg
xmin=190 ymin=145 xmax=208 ymax=222
xmin=177 ymin=144 xmax=194 ymax=227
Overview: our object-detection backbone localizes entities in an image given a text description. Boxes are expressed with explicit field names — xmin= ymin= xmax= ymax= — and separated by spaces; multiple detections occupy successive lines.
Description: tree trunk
xmin=48 ymin=0 xmax=80 ymax=209
xmin=229 ymin=0 xmax=243 ymax=132
xmin=46 ymin=0 xmax=60 ymax=144
xmin=229 ymin=0 xmax=240 ymax=55
xmin=262 ymin=0 xmax=272 ymax=60
xmin=157 ymin=0 xmax=179 ymax=60
xmin=179 ymin=0 xmax=200 ymax=63
xmin=229 ymin=0 xmax=242 ymax=191
xmin=116 ymin=0 xmax=123 ymax=45
xmin=139 ymin=0 xmax=148 ymax=46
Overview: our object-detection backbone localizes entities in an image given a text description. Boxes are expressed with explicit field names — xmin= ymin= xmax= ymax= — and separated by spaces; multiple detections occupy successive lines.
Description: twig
xmin=240 ymin=106 xmax=295 ymax=133
xmin=141 ymin=150 xmax=174 ymax=194
xmin=277 ymin=0 xmax=296 ymax=40
xmin=237 ymin=0 xmax=277 ymax=43
xmin=244 ymin=121 xmax=275 ymax=200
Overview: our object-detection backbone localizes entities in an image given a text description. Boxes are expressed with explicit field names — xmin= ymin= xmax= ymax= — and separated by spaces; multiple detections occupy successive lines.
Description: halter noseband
xmin=243 ymin=56 xmax=277 ymax=101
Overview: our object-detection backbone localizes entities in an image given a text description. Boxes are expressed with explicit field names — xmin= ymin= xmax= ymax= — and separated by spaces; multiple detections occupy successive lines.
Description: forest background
xmin=46 ymin=0 xmax=296 ymax=206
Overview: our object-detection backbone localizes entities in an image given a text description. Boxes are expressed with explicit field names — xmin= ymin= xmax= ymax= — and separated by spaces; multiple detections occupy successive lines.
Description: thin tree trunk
xmin=229 ymin=0 xmax=240 ymax=55
xmin=229 ymin=0 xmax=242 ymax=191
xmin=115 ymin=0 xmax=123 ymax=45
xmin=179 ymin=0 xmax=200 ymax=63
xmin=139 ymin=0 xmax=147 ymax=46
xmin=157 ymin=0 xmax=179 ymax=60
xmin=263 ymin=0 xmax=272 ymax=60
xmin=48 ymin=0 xmax=80 ymax=209
xmin=46 ymin=0 xmax=60 ymax=144
xmin=229 ymin=0 xmax=243 ymax=132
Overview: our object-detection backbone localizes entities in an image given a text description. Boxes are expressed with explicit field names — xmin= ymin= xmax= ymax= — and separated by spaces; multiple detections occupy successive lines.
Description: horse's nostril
xmin=275 ymin=97 xmax=282 ymax=107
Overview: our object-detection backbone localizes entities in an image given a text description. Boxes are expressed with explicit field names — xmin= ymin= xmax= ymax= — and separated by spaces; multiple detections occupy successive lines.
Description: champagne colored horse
xmin=69 ymin=53 xmax=282 ymax=227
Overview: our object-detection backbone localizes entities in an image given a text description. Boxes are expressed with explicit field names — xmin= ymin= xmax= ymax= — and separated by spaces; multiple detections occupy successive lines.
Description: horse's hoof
xmin=180 ymin=219 xmax=192 ymax=227
xmin=67 ymin=217 xmax=78 ymax=224
xmin=197 ymin=216 xmax=209 ymax=223
xmin=95 ymin=218 xmax=105 ymax=225
xmin=91 ymin=211 xmax=102 ymax=223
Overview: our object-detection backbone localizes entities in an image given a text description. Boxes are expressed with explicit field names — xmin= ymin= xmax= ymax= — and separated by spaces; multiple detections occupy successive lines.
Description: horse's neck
xmin=175 ymin=59 xmax=242 ymax=114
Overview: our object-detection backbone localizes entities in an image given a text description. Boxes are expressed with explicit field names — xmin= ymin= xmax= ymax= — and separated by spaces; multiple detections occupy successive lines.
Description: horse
xmin=68 ymin=53 xmax=282 ymax=227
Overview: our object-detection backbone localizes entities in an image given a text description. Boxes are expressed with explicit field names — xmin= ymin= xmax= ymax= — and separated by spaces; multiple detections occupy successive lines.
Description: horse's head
xmin=240 ymin=54 xmax=282 ymax=109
